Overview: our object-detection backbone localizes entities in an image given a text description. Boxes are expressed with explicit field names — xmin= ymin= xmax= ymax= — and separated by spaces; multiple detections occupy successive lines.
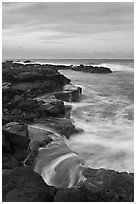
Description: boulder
xmin=2 ymin=122 xmax=30 ymax=163
xmin=11 ymin=95 xmax=24 ymax=105
xmin=24 ymin=60 xmax=31 ymax=63
xmin=80 ymin=168 xmax=134 ymax=202
xmin=24 ymin=139 xmax=52 ymax=168
xmin=17 ymin=99 xmax=39 ymax=111
xmin=50 ymin=99 xmax=65 ymax=114
xmin=2 ymin=133 xmax=13 ymax=153
xmin=2 ymin=153 xmax=19 ymax=169
xmin=38 ymin=99 xmax=66 ymax=117
xmin=24 ymin=123 xmax=54 ymax=167
xmin=38 ymin=103 xmax=60 ymax=117
xmin=2 ymin=122 xmax=29 ymax=148
xmin=2 ymin=167 xmax=54 ymax=202
xmin=28 ymin=124 xmax=56 ymax=148
xmin=13 ymin=145 xmax=30 ymax=162
xmin=5 ymin=60 xmax=13 ymax=63
xmin=2 ymin=82 xmax=11 ymax=90
xmin=34 ymin=118 xmax=79 ymax=139
xmin=54 ymin=187 xmax=88 ymax=202
xmin=54 ymin=85 xmax=82 ymax=102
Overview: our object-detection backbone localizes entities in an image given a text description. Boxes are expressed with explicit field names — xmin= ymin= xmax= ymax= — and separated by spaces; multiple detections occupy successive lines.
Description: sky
xmin=2 ymin=2 xmax=134 ymax=59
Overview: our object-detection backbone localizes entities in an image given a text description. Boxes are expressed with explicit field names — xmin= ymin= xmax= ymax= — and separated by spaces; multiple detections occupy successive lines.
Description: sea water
xmin=61 ymin=71 xmax=134 ymax=173
xmin=59 ymin=59 xmax=134 ymax=173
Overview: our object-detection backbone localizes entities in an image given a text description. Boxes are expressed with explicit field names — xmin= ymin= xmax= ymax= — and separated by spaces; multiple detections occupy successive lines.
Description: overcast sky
xmin=2 ymin=2 xmax=134 ymax=59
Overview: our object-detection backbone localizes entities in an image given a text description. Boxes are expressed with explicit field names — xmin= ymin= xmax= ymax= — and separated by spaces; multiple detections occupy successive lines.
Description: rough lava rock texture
xmin=34 ymin=117 xmax=80 ymax=139
xmin=2 ymin=122 xmax=30 ymax=164
xmin=54 ymin=167 xmax=134 ymax=202
xmin=2 ymin=153 xmax=19 ymax=169
xmin=79 ymin=167 xmax=134 ymax=202
xmin=54 ymin=84 xmax=82 ymax=102
xmin=2 ymin=62 xmax=70 ymax=94
xmin=2 ymin=167 xmax=55 ymax=202
xmin=54 ymin=187 xmax=88 ymax=202
xmin=2 ymin=122 xmax=29 ymax=148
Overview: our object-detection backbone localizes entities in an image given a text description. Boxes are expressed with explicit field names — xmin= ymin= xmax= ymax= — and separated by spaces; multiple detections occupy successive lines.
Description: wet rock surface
xmin=2 ymin=153 xmax=20 ymax=169
xmin=34 ymin=117 xmax=79 ymax=139
xmin=2 ymin=167 xmax=54 ymax=202
xmin=54 ymin=167 xmax=134 ymax=202
xmin=54 ymin=187 xmax=88 ymax=202
xmin=54 ymin=84 xmax=82 ymax=102
xmin=3 ymin=122 xmax=29 ymax=148
xmin=80 ymin=168 xmax=134 ymax=202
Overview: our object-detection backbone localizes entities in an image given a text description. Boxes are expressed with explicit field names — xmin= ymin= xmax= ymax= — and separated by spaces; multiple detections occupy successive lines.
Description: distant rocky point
xmin=24 ymin=60 xmax=31 ymax=63
xmin=72 ymin=64 xmax=112 ymax=73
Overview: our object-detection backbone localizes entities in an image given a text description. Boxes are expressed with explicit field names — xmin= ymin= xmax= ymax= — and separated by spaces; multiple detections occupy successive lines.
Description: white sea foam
xmin=93 ymin=63 xmax=134 ymax=72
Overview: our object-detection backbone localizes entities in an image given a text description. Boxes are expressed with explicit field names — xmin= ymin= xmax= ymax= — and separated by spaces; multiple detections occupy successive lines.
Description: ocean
xmin=59 ymin=59 xmax=134 ymax=172
xmin=6 ymin=58 xmax=134 ymax=187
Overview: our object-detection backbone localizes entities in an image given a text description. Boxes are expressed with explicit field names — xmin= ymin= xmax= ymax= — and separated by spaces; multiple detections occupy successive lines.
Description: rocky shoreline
xmin=2 ymin=61 xmax=133 ymax=202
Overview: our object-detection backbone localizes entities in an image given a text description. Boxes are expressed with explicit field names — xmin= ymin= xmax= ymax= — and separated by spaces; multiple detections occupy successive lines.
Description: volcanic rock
xmin=2 ymin=167 xmax=54 ymax=202
xmin=54 ymin=187 xmax=88 ymax=202
xmin=80 ymin=168 xmax=134 ymax=202
xmin=2 ymin=153 xmax=19 ymax=169
xmin=2 ymin=122 xmax=29 ymax=148
xmin=17 ymin=99 xmax=39 ymax=111
xmin=38 ymin=99 xmax=66 ymax=117
xmin=24 ymin=60 xmax=31 ymax=63
xmin=11 ymin=95 xmax=24 ymax=106
xmin=54 ymin=84 xmax=82 ymax=102
xmin=24 ymin=124 xmax=53 ymax=167
xmin=72 ymin=65 xmax=112 ymax=73
xmin=34 ymin=117 xmax=79 ymax=139
xmin=2 ymin=122 xmax=30 ymax=164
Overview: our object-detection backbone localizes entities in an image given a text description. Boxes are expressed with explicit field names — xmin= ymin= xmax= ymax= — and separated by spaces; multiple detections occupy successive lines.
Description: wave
xmin=92 ymin=63 xmax=134 ymax=72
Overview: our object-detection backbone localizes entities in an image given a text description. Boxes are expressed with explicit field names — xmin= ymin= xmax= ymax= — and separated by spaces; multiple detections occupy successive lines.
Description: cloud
xmin=2 ymin=2 xmax=134 ymax=58
xmin=3 ymin=2 xmax=133 ymax=32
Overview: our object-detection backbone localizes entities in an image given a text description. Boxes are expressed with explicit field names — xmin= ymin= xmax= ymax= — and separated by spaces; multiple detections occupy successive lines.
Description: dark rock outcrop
xmin=2 ymin=122 xmax=29 ymax=148
xmin=34 ymin=117 xmax=79 ymax=139
xmin=2 ymin=86 xmax=67 ymax=122
xmin=54 ymin=187 xmax=88 ymax=202
xmin=79 ymin=168 xmax=134 ymax=202
xmin=2 ymin=153 xmax=19 ymax=169
xmin=72 ymin=65 xmax=112 ymax=73
xmin=53 ymin=167 xmax=134 ymax=202
xmin=2 ymin=62 xmax=70 ymax=85
xmin=24 ymin=60 xmax=31 ymax=63
xmin=2 ymin=167 xmax=55 ymax=202
xmin=54 ymin=84 xmax=82 ymax=102
xmin=2 ymin=122 xmax=30 ymax=163
xmin=5 ymin=60 xmax=13 ymax=63
xmin=24 ymin=123 xmax=54 ymax=167
xmin=37 ymin=99 xmax=66 ymax=117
